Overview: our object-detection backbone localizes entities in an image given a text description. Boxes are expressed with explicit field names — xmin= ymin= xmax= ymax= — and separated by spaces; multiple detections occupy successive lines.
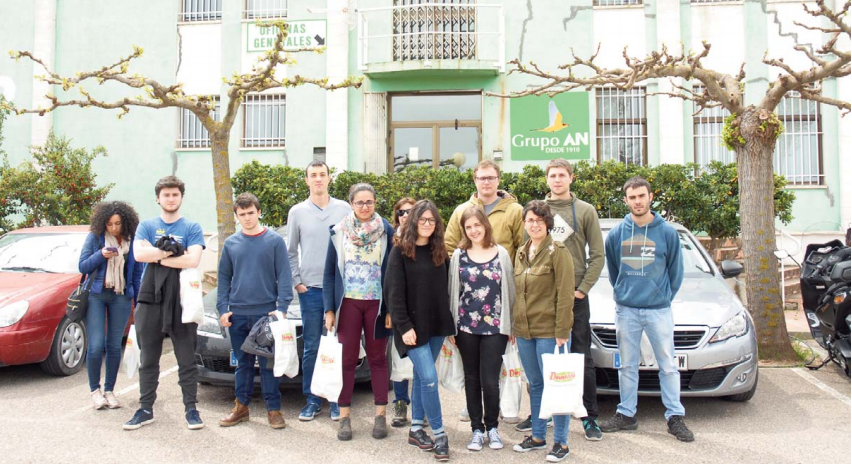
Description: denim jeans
xmin=299 ymin=287 xmax=326 ymax=406
xmin=85 ymin=288 xmax=132 ymax=392
xmin=615 ymin=304 xmax=685 ymax=420
xmin=516 ymin=337 xmax=570 ymax=445
xmin=408 ymin=336 xmax=445 ymax=434
xmin=393 ymin=380 xmax=410 ymax=404
xmin=229 ymin=313 xmax=281 ymax=411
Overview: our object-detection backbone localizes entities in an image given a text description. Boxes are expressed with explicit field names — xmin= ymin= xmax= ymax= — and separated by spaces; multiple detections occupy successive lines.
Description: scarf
xmin=104 ymin=234 xmax=129 ymax=294
xmin=339 ymin=212 xmax=385 ymax=247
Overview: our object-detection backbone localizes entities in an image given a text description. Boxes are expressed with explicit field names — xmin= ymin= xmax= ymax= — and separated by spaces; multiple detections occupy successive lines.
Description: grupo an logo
xmin=509 ymin=92 xmax=591 ymax=161
xmin=549 ymin=371 xmax=576 ymax=382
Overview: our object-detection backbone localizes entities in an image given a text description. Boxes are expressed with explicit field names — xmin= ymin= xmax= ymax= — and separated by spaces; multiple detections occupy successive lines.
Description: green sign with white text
xmin=247 ymin=20 xmax=327 ymax=52
xmin=509 ymin=92 xmax=591 ymax=161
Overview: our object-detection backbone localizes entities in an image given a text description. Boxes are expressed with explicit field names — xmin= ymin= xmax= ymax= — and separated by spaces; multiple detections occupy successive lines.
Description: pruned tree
xmin=490 ymin=0 xmax=849 ymax=362
xmin=3 ymin=21 xmax=362 ymax=253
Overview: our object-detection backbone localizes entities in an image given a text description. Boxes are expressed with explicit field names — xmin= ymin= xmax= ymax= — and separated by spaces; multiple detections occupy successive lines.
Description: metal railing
xmin=179 ymin=0 xmax=222 ymax=22
xmin=243 ymin=0 xmax=288 ymax=19
xmin=356 ymin=3 xmax=505 ymax=72
xmin=242 ymin=93 xmax=286 ymax=148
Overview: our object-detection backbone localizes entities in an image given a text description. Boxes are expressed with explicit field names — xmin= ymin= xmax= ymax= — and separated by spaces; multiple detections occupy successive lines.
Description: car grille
xmin=595 ymin=366 xmax=731 ymax=391
xmin=198 ymin=355 xmax=236 ymax=374
xmin=592 ymin=326 xmax=709 ymax=350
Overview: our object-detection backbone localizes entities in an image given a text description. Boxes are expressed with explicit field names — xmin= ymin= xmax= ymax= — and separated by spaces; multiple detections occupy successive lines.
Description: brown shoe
xmin=218 ymin=399 xmax=250 ymax=427
xmin=268 ymin=410 xmax=286 ymax=429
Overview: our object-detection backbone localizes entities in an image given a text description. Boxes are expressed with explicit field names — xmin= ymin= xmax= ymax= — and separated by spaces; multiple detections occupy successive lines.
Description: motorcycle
xmin=800 ymin=240 xmax=851 ymax=377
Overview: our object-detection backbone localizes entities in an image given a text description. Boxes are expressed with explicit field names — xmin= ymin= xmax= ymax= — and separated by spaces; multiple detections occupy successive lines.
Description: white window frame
xmin=243 ymin=0 xmax=288 ymax=20
xmin=177 ymin=98 xmax=219 ymax=149
xmin=242 ymin=93 xmax=286 ymax=148
xmin=596 ymin=87 xmax=648 ymax=166
xmin=774 ymin=91 xmax=823 ymax=186
xmin=179 ymin=0 xmax=222 ymax=22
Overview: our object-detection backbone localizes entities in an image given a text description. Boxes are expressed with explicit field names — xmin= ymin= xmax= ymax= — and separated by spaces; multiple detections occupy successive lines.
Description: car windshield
xmin=0 ymin=232 xmax=87 ymax=274
xmin=599 ymin=229 xmax=714 ymax=279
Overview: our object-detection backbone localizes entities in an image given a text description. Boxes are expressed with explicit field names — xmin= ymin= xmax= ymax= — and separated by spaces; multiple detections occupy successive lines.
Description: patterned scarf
xmin=339 ymin=212 xmax=385 ymax=247
xmin=103 ymin=234 xmax=129 ymax=294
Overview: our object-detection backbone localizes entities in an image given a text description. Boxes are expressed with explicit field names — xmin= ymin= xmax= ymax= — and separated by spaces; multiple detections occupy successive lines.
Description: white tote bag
xmin=539 ymin=344 xmax=587 ymax=420
xmin=390 ymin=340 xmax=414 ymax=382
xmin=179 ymin=268 xmax=204 ymax=324
xmin=499 ymin=342 xmax=523 ymax=419
xmin=436 ymin=338 xmax=464 ymax=393
xmin=310 ymin=328 xmax=343 ymax=403
xmin=270 ymin=312 xmax=299 ymax=378
xmin=123 ymin=324 xmax=141 ymax=379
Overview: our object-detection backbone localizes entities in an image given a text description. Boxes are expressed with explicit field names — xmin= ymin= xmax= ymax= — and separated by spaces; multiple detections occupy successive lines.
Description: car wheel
xmin=723 ymin=368 xmax=759 ymax=402
xmin=40 ymin=317 xmax=87 ymax=376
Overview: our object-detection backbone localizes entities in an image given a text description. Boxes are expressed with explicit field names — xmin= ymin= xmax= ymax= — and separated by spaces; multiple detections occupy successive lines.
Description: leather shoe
xmin=268 ymin=410 xmax=286 ymax=429
xmin=219 ymin=399 xmax=249 ymax=427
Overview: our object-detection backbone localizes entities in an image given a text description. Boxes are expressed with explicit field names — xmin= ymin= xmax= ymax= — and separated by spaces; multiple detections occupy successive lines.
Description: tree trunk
xmin=735 ymin=108 xmax=797 ymax=363
xmin=210 ymin=131 xmax=236 ymax=256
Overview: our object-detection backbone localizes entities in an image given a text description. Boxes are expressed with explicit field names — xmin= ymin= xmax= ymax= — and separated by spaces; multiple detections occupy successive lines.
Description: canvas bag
xmin=123 ymin=324 xmax=141 ymax=379
xmin=390 ymin=340 xmax=414 ymax=382
xmin=179 ymin=268 xmax=204 ymax=324
xmin=539 ymin=344 xmax=587 ymax=420
xmin=436 ymin=338 xmax=464 ymax=393
xmin=270 ymin=311 xmax=299 ymax=378
xmin=499 ymin=342 xmax=524 ymax=419
xmin=310 ymin=328 xmax=343 ymax=403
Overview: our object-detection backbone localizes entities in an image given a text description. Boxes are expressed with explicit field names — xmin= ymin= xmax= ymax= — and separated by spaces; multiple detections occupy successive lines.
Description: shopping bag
xmin=123 ymin=325 xmax=141 ymax=379
xmin=390 ymin=340 xmax=414 ymax=382
xmin=179 ymin=268 xmax=204 ymax=324
xmin=539 ymin=344 xmax=587 ymax=420
xmin=436 ymin=338 xmax=464 ymax=393
xmin=270 ymin=312 xmax=299 ymax=378
xmin=499 ymin=342 xmax=523 ymax=419
xmin=310 ymin=328 xmax=343 ymax=403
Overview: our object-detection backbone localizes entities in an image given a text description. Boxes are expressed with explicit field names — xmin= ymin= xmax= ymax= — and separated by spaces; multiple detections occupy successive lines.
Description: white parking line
xmin=68 ymin=365 xmax=180 ymax=417
xmin=792 ymin=368 xmax=851 ymax=406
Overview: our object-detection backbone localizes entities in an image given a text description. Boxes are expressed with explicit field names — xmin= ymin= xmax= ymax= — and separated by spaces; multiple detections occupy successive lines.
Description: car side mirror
xmin=720 ymin=260 xmax=743 ymax=279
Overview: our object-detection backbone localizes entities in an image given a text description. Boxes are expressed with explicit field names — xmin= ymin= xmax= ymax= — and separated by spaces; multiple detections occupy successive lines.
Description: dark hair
xmin=523 ymin=200 xmax=555 ymax=231
xmin=545 ymin=159 xmax=574 ymax=176
xmin=154 ymin=175 xmax=185 ymax=197
xmin=399 ymin=200 xmax=447 ymax=267
xmin=392 ymin=197 xmax=416 ymax=229
xmin=348 ymin=183 xmax=377 ymax=203
xmin=305 ymin=161 xmax=329 ymax=177
xmin=89 ymin=201 xmax=140 ymax=240
xmin=623 ymin=176 xmax=652 ymax=195
xmin=233 ymin=192 xmax=261 ymax=213
xmin=457 ymin=206 xmax=495 ymax=250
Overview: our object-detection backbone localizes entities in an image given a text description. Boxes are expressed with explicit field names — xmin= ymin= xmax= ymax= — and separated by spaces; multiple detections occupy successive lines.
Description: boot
xmin=372 ymin=415 xmax=388 ymax=439
xmin=268 ymin=410 xmax=286 ymax=429
xmin=338 ymin=417 xmax=353 ymax=441
xmin=218 ymin=399 xmax=250 ymax=427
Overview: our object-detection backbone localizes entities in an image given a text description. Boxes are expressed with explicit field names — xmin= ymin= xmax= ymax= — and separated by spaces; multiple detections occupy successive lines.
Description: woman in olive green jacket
xmin=511 ymin=200 xmax=575 ymax=461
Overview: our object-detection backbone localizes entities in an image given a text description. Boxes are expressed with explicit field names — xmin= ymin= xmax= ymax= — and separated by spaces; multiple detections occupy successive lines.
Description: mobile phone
xmin=106 ymin=247 xmax=118 ymax=253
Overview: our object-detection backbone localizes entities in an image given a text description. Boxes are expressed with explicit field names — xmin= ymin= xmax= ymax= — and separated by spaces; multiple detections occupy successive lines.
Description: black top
xmin=384 ymin=245 xmax=455 ymax=357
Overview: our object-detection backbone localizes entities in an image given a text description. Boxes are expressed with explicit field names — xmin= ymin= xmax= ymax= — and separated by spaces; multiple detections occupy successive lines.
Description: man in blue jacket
xmin=599 ymin=176 xmax=694 ymax=442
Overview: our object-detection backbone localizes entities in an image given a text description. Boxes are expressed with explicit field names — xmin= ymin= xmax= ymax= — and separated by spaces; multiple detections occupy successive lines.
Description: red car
xmin=0 ymin=226 xmax=93 ymax=375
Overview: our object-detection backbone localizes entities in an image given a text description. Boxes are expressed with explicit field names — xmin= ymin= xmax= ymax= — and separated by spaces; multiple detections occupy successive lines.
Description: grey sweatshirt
xmin=287 ymin=197 xmax=351 ymax=288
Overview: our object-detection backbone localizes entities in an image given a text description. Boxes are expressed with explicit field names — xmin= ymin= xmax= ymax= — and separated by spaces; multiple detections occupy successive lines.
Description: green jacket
xmin=444 ymin=190 xmax=524 ymax=259
xmin=544 ymin=193 xmax=605 ymax=296
xmin=512 ymin=235 xmax=575 ymax=340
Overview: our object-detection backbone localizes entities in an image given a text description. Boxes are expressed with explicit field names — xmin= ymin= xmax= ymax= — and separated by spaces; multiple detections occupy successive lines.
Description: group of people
xmin=78 ymin=158 xmax=694 ymax=463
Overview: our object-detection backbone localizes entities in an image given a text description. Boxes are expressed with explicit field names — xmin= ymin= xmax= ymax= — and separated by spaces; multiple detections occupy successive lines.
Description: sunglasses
xmin=397 ymin=209 xmax=412 ymax=217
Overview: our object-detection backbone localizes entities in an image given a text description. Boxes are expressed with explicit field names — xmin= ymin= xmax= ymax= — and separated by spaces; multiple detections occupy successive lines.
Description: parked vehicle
xmin=590 ymin=219 xmax=759 ymax=402
xmin=800 ymin=240 xmax=851 ymax=377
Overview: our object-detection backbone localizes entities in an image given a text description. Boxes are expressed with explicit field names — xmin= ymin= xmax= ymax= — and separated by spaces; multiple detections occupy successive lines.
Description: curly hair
xmin=89 ymin=201 xmax=140 ymax=240
xmin=399 ymin=200 xmax=447 ymax=267
xmin=523 ymin=200 xmax=555 ymax=231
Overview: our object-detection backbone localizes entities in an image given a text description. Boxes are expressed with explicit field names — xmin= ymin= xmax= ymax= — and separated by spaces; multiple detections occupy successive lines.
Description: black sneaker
xmin=515 ymin=415 xmax=532 ymax=432
xmin=123 ymin=409 xmax=154 ymax=430
xmin=433 ymin=434 xmax=449 ymax=462
xmin=546 ymin=444 xmax=570 ymax=462
xmin=583 ymin=418 xmax=603 ymax=441
xmin=409 ymin=429 xmax=435 ymax=451
xmin=185 ymin=409 xmax=204 ymax=430
xmin=599 ymin=413 xmax=638 ymax=433
xmin=667 ymin=416 xmax=695 ymax=442
xmin=512 ymin=435 xmax=547 ymax=453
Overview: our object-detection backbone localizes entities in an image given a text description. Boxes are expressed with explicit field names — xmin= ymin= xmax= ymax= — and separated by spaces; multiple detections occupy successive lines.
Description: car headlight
xmin=709 ymin=312 xmax=748 ymax=343
xmin=0 ymin=300 xmax=30 ymax=328
xmin=197 ymin=305 xmax=222 ymax=336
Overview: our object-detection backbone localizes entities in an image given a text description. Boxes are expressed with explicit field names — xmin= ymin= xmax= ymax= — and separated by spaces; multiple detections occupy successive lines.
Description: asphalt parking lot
xmin=0 ymin=339 xmax=849 ymax=464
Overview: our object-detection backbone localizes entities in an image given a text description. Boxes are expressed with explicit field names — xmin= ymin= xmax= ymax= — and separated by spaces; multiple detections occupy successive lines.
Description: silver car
xmin=589 ymin=219 xmax=758 ymax=401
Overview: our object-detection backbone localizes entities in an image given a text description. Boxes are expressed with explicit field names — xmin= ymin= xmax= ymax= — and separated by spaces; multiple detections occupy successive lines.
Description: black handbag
xmin=66 ymin=274 xmax=95 ymax=322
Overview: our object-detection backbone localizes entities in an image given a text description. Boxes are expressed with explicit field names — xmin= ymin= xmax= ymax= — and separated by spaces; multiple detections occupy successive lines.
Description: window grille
xmin=596 ymin=87 xmax=647 ymax=166
xmin=774 ymin=91 xmax=822 ymax=185
xmin=177 ymin=99 xmax=219 ymax=149
xmin=244 ymin=0 xmax=288 ymax=19
xmin=392 ymin=0 xmax=477 ymax=62
xmin=693 ymin=89 xmax=736 ymax=166
xmin=690 ymin=0 xmax=739 ymax=3
xmin=242 ymin=94 xmax=286 ymax=148
xmin=593 ymin=0 xmax=642 ymax=6
xmin=179 ymin=0 xmax=222 ymax=22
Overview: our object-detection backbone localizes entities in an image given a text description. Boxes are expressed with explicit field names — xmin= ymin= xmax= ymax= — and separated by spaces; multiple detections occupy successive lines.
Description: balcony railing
xmin=356 ymin=3 xmax=505 ymax=73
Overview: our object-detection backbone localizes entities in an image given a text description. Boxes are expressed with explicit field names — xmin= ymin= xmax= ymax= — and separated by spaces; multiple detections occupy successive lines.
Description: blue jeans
xmin=299 ymin=287 xmax=326 ymax=406
xmin=393 ymin=380 xmax=410 ymax=404
xmin=615 ymin=304 xmax=685 ymax=420
xmin=85 ymin=288 xmax=132 ymax=392
xmin=408 ymin=337 xmax=445 ymax=434
xmin=516 ymin=337 xmax=570 ymax=445
xmin=229 ymin=314 xmax=281 ymax=411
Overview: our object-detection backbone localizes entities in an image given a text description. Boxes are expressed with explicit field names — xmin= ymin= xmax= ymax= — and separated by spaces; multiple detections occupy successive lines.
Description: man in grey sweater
xmin=287 ymin=161 xmax=351 ymax=422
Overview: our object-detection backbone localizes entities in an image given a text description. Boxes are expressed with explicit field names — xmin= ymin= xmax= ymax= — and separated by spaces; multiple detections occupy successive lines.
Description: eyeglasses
xmin=524 ymin=218 xmax=547 ymax=226
xmin=475 ymin=176 xmax=498 ymax=183
xmin=353 ymin=201 xmax=376 ymax=209
xmin=397 ymin=209 xmax=411 ymax=217
xmin=418 ymin=217 xmax=437 ymax=226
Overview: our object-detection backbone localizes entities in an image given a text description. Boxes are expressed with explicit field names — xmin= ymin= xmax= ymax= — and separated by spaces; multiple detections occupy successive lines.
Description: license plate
xmin=614 ymin=352 xmax=688 ymax=371
xmin=229 ymin=351 xmax=260 ymax=367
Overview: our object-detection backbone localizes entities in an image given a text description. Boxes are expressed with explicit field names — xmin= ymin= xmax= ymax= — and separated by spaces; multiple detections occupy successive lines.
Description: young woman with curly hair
xmin=78 ymin=201 xmax=144 ymax=410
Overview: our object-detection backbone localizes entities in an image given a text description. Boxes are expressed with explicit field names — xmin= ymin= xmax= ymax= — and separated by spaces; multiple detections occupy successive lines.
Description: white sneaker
xmin=91 ymin=390 xmax=107 ymax=410
xmin=467 ymin=430 xmax=486 ymax=451
xmin=104 ymin=391 xmax=121 ymax=409
xmin=487 ymin=428 xmax=504 ymax=450
xmin=459 ymin=407 xmax=470 ymax=422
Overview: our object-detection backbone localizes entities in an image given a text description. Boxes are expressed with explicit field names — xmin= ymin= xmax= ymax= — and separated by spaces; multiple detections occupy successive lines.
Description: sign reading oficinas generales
xmin=509 ymin=92 xmax=591 ymax=161
xmin=247 ymin=20 xmax=327 ymax=52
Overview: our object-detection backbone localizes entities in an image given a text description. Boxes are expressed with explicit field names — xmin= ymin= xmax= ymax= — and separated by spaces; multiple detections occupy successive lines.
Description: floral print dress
xmin=457 ymin=249 xmax=503 ymax=335
xmin=342 ymin=235 xmax=383 ymax=300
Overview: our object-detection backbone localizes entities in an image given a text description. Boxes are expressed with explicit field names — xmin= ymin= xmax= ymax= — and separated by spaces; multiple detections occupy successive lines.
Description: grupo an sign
xmin=247 ymin=20 xmax=327 ymax=52
xmin=509 ymin=92 xmax=591 ymax=161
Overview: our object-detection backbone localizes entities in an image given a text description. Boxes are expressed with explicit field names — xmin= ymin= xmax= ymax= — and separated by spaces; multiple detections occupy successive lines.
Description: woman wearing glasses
xmin=511 ymin=200 xmax=575 ymax=462
xmin=390 ymin=197 xmax=416 ymax=427
xmin=385 ymin=200 xmax=455 ymax=462
xmin=324 ymin=183 xmax=395 ymax=441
